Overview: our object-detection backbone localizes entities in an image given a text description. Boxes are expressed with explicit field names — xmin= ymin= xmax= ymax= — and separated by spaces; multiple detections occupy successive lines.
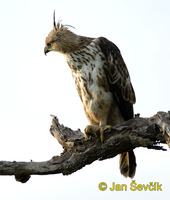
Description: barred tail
xmin=119 ymin=150 xmax=136 ymax=178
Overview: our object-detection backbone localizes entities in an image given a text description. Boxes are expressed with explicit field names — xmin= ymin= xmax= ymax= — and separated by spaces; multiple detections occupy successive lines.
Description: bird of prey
xmin=44 ymin=12 xmax=137 ymax=178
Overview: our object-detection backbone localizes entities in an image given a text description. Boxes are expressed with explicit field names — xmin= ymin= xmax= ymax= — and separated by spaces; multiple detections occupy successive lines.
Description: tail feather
xmin=119 ymin=150 xmax=136 ymax=178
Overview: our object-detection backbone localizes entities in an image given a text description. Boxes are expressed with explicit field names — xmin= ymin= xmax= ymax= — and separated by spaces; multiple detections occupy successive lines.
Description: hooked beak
xmin=44 ymin=46 xmax=49 ymax=55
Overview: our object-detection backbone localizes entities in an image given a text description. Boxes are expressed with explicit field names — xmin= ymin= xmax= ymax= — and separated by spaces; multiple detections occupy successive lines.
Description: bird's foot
xmin=84 ymin=125 xmax=100 ymax=139
xmin=84 ymin=125 xmax=111 ymax=142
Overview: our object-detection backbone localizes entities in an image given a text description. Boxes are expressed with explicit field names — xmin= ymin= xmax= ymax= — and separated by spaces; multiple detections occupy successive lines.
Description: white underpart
xmin=64 ymin=39 xmax=113 ymax=125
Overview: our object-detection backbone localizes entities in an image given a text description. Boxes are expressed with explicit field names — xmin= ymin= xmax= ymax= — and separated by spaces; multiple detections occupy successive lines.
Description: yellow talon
xmin=84 ymin=125 xmax=111 ymax=142
xmin=84 ymin=125 xmax=100 ymax=139
xmin=100 ymin=125 xmax=112 ymax=142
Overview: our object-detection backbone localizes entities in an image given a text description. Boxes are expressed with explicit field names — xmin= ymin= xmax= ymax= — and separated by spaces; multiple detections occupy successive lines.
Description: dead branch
xmin=0 ymin=111 xmax=169 ymax=183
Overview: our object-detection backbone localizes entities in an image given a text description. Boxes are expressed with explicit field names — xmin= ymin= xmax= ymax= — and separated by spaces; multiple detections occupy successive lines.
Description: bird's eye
xmin=48 ymin=42 xmax=53 ymax=48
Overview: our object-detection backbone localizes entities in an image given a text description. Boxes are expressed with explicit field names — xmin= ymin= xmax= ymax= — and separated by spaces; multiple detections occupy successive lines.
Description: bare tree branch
xmin=0 ymin=111 xmax=169 ymax=183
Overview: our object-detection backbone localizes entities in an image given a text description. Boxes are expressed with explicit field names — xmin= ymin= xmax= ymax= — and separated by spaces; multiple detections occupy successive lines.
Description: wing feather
xmin=98 ymin=37 xmax=136 ymax=120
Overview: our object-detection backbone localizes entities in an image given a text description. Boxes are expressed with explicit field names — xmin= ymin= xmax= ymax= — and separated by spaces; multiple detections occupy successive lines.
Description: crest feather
xmin=53 ymin=10 xmax=75 ymax=31
xmin=53 ymin=10 xmax=57 ymax=31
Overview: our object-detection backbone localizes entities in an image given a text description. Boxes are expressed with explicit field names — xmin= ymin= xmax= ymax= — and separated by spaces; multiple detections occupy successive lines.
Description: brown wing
xmin=98 ymin=37 xmax=136 ymax=120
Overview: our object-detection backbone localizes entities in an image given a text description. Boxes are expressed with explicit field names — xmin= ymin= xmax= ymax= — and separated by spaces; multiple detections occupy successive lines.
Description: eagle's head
xmin=44 ymin=11 xmax=93 ymax=55
xmin=44 ymin=11 xmax=78 ymax=55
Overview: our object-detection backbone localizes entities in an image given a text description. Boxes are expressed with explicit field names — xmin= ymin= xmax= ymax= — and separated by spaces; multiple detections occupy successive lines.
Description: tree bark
xmin=0 ymin=111 xmax=169 ymax=183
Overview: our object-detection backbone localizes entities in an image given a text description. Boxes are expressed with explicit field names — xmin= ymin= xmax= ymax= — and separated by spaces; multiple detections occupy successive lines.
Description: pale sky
xmin=0 ymin=0 xmax=169 ymax=199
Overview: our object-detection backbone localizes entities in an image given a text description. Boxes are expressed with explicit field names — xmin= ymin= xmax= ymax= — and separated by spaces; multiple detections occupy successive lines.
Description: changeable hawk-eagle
xmin=44 ymin=13 xmax=136 ymax=178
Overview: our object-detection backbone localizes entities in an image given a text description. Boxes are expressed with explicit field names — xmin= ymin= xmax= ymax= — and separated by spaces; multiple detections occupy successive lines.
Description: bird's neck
xmin=61 ymin=33 xmax=93 ymax=54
